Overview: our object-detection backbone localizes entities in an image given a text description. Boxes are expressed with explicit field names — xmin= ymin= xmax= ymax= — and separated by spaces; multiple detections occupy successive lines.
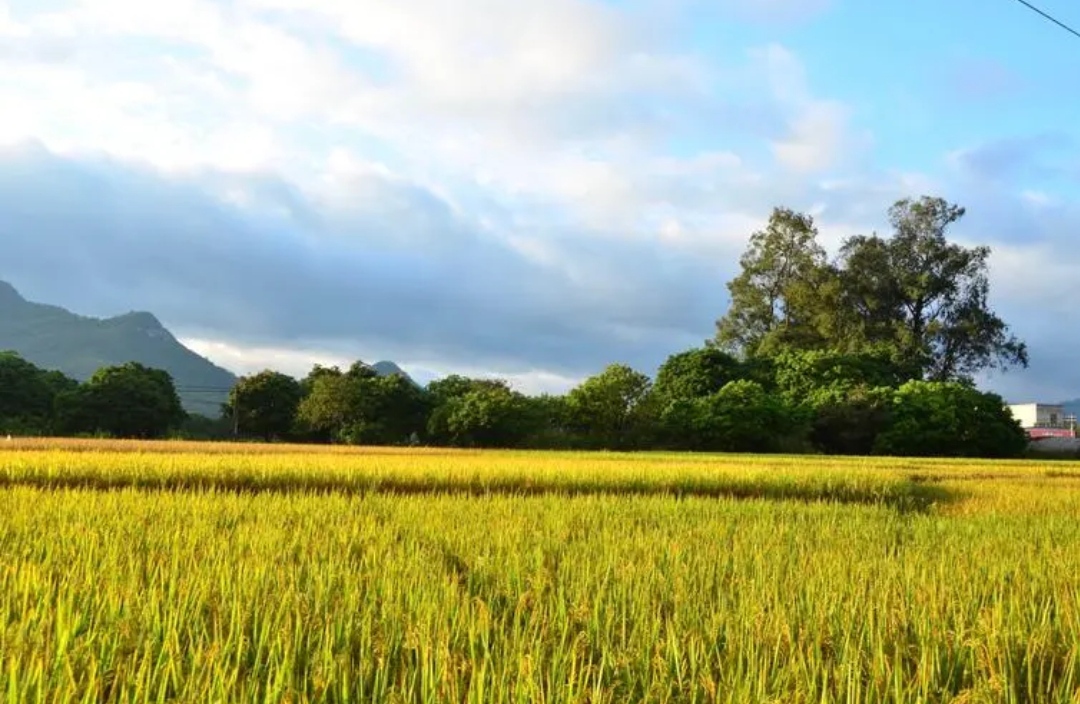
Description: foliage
xmin=426 ymin=377 xmax=532 ymax=448
xmin=836 ymin=197 xmax=1027 ymax=381
xmin=0 ymin=351 xmax=77 ymax=434
xmin=874 ymin=380 xmax=1028 ymax=458
xmin=771 ymin=348 xmax=906 ymax=403
xmin=565 ymin=364 xmax=656 ymax=450
xmin=714 ymin=207 xmax=830 ymax=357
xmin=715 ymin=196 xmax=1028 ymax=384
xmin=295 ymin=368 xmax=352 ymax=443
xmin=297 ymin=364 xmax=428 ymax=445
xmin=807 ymin=385 xmax=893 ymax=456
xmin=652 ymin=346 xmax=744 ymax=403
xmin=56 ymin=362 xmax=185 ymax=439
xmin=226 ymin=370 xmax=304 ymax=441
xmin=661 ymin=380 xmax=800 ymax=453
xmin=518 ymin=394 xmax=573 ymax=449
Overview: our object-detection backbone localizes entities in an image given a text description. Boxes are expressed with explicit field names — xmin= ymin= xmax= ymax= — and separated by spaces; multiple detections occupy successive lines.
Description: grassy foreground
xmin=2 ymin=441 xmax=1080 ymax=702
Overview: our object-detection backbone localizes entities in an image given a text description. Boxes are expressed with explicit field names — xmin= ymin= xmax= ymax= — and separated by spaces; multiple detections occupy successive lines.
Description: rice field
xmin=2 ymin=440 xmax=1080 ymax=702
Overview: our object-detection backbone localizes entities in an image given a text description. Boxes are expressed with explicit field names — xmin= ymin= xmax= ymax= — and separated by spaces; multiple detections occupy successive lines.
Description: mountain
xmin=372 ymin=360 xmax=416 ymax=384
xmin=0 ymin=280 xmax=236 ymax=417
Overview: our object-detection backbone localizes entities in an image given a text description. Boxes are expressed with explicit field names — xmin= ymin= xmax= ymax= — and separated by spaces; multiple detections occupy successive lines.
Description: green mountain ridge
xmin=0 ymin=280 xmax=238 ymax=417
xmin=371 ymin=360 xmax=414 ymax=383
xmin=0 ymin=280 xmax=416 ymax=418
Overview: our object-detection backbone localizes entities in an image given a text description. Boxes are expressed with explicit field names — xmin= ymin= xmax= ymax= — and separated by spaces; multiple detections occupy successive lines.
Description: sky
xmin=1 ymin=0 xmax=1078 ymax=401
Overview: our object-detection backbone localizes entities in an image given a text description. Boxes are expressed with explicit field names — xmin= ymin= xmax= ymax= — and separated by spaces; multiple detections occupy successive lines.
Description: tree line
xmin=0 ymin=196 xmax=1033 ymax=458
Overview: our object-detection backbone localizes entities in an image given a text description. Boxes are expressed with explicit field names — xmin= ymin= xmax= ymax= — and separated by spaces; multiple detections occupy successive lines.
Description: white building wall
xmin=1008 ymin=404 xmax=1038 ymax=428
xmin=1007 ymin=404 xmax=1065 ymax=428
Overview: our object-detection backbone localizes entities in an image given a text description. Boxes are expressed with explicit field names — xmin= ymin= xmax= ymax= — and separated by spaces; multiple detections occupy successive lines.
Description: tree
xmin=296 ymin=362 xmax=429 ymax=445
xmin=0 ymin=352 xmax=77 ymax=434
xmin=715 ymin=196 xmax=1027 ymax=384
xmin=226 ymin=370 xmax=303 ymax=441
xmin=714 ymin=208 xmax=831 ymax=357
xmin=661 ymin=380 xmax=799 ymax=453
xmin=771 ymin=348 xmax=906 ymax=403
xmin=653 ymin=347 xmax=744 ymax=404
xmin=444 ymin=384 xmax=531 ymax=448
xmin=805 ymin=385 xmax=892 ymax=456
xmin=426 ymin=376 xmax=533 ymax=447
xmin=565 ymin=364 xmax=655 ymax=450
xmin=296 ymin=369 xmax=352 ymax=443
xmin=57 ymin=362 xmax=185 ymax=439
xmin=769 ymin=349 xmax=904 ymax=455
xmin=873 ymin=380 xmax=1027 ymax=458
xmin=837 ymin=196 xmax=1027 ymax=381
xmin=351 ymin=373 xmax=429 ymax=445
xmin=518 ymin=393 xmax=573 ymax=449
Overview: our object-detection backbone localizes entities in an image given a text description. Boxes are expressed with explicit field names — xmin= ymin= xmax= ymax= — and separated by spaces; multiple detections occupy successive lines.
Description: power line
xmin=1010 ymin=0 xmax=1080 ymax=40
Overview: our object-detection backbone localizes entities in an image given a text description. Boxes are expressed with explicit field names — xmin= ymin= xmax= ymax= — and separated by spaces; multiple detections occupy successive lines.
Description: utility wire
xmin=1010 ymin=0 xmax=1080 ymax=40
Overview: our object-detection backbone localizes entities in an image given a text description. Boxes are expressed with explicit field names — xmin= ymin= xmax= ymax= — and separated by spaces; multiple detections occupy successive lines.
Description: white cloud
xmin=182 ymin=337 xmax=584 ymax=396
xmin=772 ymin=101 xmax=853 ymax=173
xmin=180 ymin=337 xmax=353 ymax=380
xmin=750 ymin=43 xmax=869 ymax=174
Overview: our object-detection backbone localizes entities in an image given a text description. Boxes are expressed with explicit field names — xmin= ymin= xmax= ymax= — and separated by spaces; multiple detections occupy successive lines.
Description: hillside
xmin=0 ymin=280 xmax=236 ymax=417
xmin=372 ymin=360 xmax=416 ymax=384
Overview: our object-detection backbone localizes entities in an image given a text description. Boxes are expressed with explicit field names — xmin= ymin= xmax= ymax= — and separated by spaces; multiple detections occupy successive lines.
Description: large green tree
xmin=714 ymin=207 xmax=831 ymax=357
xmin=716 ymin=196 xmax=1027 ymax=384
xmin=0 ymin=352 xmax=77 ymax=434
xmin=58 ymin=362 xmax=185 ymax=439
xmin=296 ymin=362 xmax=428 ymax=445
xmin=226 ymin=370 xmax=304 ymax=441
xmin=874 ymin=381 xmax=1027 ymax=458
xmin=426 ymin=376 xmax=532 ymax=448
xmin=836 ymin=197 xmax=1027 ymax=381
xmin=653 ymin=347 xmax=744 ymax=404
xmin=565 ymin=364 xmax=655 ymax=450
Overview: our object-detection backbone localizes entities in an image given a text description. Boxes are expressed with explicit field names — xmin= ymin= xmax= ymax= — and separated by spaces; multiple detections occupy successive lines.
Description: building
xmin=1006 ymin=403 xmax=1076 ymax=438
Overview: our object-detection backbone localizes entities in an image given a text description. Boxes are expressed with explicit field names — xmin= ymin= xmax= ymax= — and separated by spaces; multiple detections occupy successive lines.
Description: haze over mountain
xmin=0 ymin=281 xmax=415 ymax=416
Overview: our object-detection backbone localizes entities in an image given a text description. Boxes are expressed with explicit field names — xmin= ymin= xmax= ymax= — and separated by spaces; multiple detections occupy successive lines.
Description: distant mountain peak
xmin=117 ymin=310 xmax=162 ymax=325
xmin=0 ymin=280 xmax=25 ymax=304
xmin=372 ymin=360 xmax=415 ymax=383
xmin=112 ymin=310 xmax=166 ymax=330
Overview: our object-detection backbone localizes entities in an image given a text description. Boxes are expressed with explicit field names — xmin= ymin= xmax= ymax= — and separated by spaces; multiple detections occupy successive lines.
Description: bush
xmin=874 ymin=381 xmax=1027 ymax=458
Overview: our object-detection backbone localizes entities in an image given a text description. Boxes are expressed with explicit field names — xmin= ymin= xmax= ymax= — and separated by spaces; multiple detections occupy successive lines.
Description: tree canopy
xmin=715 ymin=196 xmax=1027 ymax=384
xmin=227 ymin=370 xmax=304 ymax=441
xmin=58 ymin=362 xmax=185 ymax=439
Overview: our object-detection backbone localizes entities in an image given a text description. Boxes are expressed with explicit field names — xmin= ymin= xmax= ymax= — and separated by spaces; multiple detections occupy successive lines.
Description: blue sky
xmin=0 ymin=0 xmax=1078 ymax=400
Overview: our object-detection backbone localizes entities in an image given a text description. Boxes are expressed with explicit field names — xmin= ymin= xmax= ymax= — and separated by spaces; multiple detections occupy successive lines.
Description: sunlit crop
xmin=2 ymin=439 xmax=1079 ymax=702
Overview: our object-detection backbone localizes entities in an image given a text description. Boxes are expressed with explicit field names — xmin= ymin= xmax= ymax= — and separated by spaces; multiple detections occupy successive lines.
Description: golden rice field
xmin=3 ymin=439 xmax=1080 ymax=703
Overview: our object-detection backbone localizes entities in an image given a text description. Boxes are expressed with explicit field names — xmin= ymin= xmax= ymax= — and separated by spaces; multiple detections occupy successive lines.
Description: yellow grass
xmin=2 ymin=439 xmax=1080 ymax=702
